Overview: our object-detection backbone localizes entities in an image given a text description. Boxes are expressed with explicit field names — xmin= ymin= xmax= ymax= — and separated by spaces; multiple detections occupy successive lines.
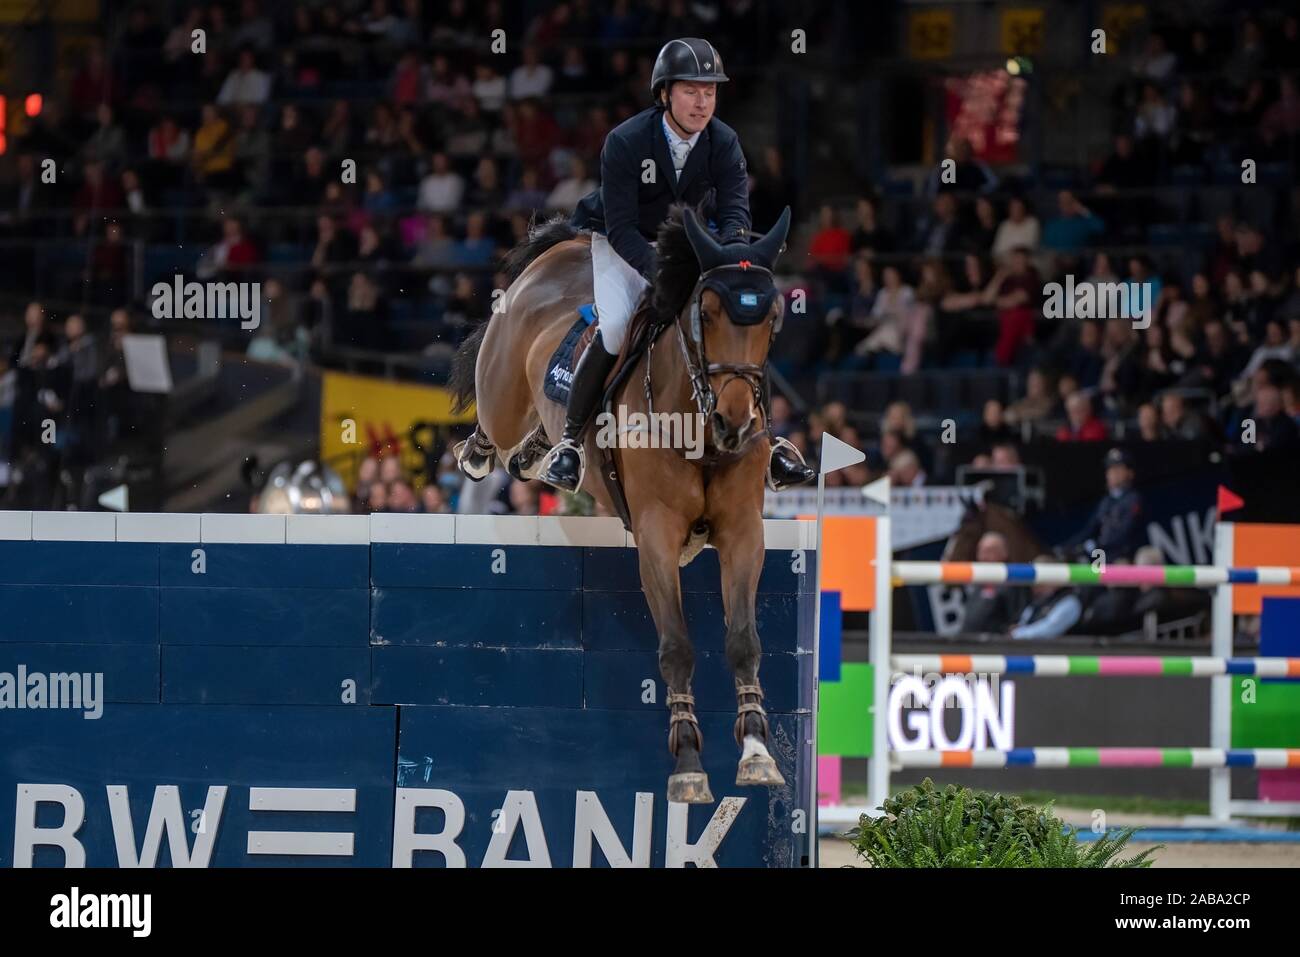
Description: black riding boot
xmin=540 ymin=330 xmax=619 ymax=491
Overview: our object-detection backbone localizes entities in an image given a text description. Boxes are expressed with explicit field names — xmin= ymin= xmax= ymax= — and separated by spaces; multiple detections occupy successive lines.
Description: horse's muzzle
xmin=710 ymin=412 xmax=756 ymax=453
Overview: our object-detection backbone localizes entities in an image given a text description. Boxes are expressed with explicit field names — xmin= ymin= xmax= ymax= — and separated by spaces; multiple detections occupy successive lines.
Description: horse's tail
xmin=449 ymin=320 xmax=488 ymax=414
xmin=501 ymin=213 xmax=580 ymax=283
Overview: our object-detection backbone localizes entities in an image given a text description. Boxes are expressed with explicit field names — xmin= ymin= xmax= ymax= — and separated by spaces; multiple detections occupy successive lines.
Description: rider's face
xmin=664 ymin=81 xmax=717 ymax=134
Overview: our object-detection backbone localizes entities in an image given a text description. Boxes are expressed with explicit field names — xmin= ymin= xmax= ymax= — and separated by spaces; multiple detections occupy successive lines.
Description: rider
xmin=538 ymin=37 xmax=816 ymax=493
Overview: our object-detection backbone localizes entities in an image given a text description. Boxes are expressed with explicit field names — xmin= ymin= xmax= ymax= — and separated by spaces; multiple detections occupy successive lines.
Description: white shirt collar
xmin=662 ymin=114 xmax=702 ymax=150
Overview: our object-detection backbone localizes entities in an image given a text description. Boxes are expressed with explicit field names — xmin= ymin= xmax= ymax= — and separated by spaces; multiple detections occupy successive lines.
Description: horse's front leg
xmin=709 ymin=463 xmax=785 ymax=787
xmin=634 ymin=503 xmax=713 ymax=804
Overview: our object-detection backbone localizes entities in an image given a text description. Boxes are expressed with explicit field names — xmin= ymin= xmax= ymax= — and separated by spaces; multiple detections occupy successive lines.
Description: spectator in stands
xmin=82 ymin=104 xmax=127 ymax=168
xmin=888 ymin=448 xmax=926 ymax=487
xmin=925 ymin=136 xmax=998 ymax=195
xmin=969 ymin=196 xmax=999 ymax=252
xmin=854 ymin=264 xmax=915 ymax=365
xmin=504 ymin=166 xmax=549 ymax=214
xmin=1098 ymin=317 xmax=1142 ymax=409
xmin=546 ymin=157 xmax=597 ymax=212
xmin=990 ymin=441 xmax=1021 ymax=468
xmin=1095 ymin=133 xmax=1151 ymax=192
xmin=427 ymin=53 xmax=472 ymax=110
xmin=1004 ymin=367 xmax=1056 ymax=427
xmin=412 ymin=213 xmax=455 ymax=268
xmin=510 ymin=98 xmax=561 ymax=170
xmin=1136 ymin=402 xmax=1161 ymax=441
xmin=915 ymin=191 xmax=966 ymax=256
xmin=1067 ymin=320 xmax=1104 ymax=388
xmin=849 ymin=196 xmax=894 ymax=257
xmin=197 ymin=216 xmax=260 ymax=280
xmin=978 ymin=398 xmax=1014 ymax=446
xmin=1056 ymin=390 xmax=1108 ymax=442
xmin=991 ymin=196 xmax=1039 ymax=265
xmin=217 ymin=47 xmax=272 ymax=105
xmin=73 ymin=161 xmax=125 ymax=237
xmin=191 ymin=104 xmax=237 ymax=188
xmin=1010 ymin=563 xmax=1082 ymax=640
xmin=9 ymin=301 xmax=48 ymax=369
xmin=1282 ymin=378 xmax=1300 ymax=429
xmin=117 ymin=167 xmax=145 ymax=222
xmin=985 ymin=246 xmax=1040 ymax=367
xmin=960 ymin=531 xmax=1025 ymax=633
xmin=310 ymin=215 xmax=358 ymax=271
xmin=510 ymin=46 xmax=554 ymax=100
xmin=809 ymin=204 xmax=852 ymax=279
xmin=453 ymin=212 xmax=497 ymax=267
xmin=232 ymin=105 xmax=271 ymax=198
xmin=1158 ymin=392 xmax=1206 ymax=440
xmin=472 ymin=63 xmax=508 ymax=114
xmin=1244 ymin=374 xmax=1300 ymax=451
xmin=417 ymin=152 xmax=465 ymax=213
xmin=1135 ymin=82 xmax=1177 ymax=142
xmin=1061 ymin=447 xmax=1145 ymax=561
xmin=1041 ymin=190 xmax=1104 ymax=253
xmin=1238 ymin=318 xmax=1296 ymax=382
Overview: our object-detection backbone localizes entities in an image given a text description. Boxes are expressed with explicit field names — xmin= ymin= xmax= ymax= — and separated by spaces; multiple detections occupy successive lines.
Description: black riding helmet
xmin=650 ymin=38 xmax=729 ymax=105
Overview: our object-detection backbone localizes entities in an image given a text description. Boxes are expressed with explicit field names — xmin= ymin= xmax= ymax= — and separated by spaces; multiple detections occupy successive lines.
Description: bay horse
xmin=450 ymin=204 xmax=792 ymax=804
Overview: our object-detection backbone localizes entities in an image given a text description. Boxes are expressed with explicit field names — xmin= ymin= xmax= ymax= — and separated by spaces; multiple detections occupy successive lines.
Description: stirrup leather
xmin=667 ymin=691 xmax=702 ymax=755
xmin=733 ymin=683 xmax=771 ymax=747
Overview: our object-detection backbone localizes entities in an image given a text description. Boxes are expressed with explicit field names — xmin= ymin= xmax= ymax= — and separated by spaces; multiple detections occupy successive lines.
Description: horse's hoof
xmin=668 ymin=772 xmax=714 ymax=804
xmin=736 ymin=754 xmax=786 ymax=787
xmin=454 ymin=439 xmax=494 ymax=481
xmin=736 ymin=735 xmax=786 ymax=787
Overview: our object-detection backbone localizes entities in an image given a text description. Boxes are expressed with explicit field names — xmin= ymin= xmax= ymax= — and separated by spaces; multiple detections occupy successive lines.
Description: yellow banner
xmin=1101 ymin=4 xmax=1147 ymax=55
xmin=1001 ymin=7 xmax=1045 ymax=56
xmin=320 ymin=371 xmax=476 ymax=490
xmin=0 ymin=0 xmax=98 ymax=22
xmin=908 ymin=9 xmax=954 ymax=61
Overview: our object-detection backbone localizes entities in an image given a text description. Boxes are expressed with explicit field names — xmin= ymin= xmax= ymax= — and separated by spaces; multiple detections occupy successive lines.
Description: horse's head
xmin=678 ymin=206 xmax=791 ymax=452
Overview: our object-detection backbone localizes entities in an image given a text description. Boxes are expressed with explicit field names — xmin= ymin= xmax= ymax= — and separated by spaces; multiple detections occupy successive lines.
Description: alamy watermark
xmin=593 ymin=404 xmax=707 ymax=460
xmin=150 ymin=273 xmax=261 ymax=329
xmin=1042 ymin=276 xmax=1154 ymax=329
xmin=0 ymin=666 xmax=103 ymax=719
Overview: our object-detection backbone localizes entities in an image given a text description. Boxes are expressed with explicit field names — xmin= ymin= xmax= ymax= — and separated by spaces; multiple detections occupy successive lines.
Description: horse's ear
xmin=683 ymin=206 xmax=723 ymax=269
xmin=750 ymin=206 xmax=791 ymax=267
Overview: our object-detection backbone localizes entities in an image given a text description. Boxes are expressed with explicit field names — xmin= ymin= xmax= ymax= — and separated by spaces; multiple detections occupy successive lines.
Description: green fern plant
xmin=846 ymin=779 xmax=1162 ymax=868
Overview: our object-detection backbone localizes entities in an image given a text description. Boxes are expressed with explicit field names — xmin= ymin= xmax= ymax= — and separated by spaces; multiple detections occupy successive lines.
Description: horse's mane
xmin=624 ymin=203 xmax=705 ymax=351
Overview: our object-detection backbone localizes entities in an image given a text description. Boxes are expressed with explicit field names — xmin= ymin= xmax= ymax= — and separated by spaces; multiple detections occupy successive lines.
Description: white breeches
xmin=590 ymin=232 xmax=651 ymax=353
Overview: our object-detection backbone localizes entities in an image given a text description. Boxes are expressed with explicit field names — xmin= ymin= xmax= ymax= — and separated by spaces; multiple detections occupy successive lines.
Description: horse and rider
xmin=451 ymin=38 xmax=814 ymax=803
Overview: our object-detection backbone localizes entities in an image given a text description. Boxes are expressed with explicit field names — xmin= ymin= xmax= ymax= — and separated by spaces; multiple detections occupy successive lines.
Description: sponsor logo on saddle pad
xmin=594 ymin=404 xmax=706 ymax=460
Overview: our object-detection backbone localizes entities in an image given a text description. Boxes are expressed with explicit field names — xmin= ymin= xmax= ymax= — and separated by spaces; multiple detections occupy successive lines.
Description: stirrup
xmin=539 ymin=437 xmax=585 ymax=488
xmin=766 ymin=435 xmax=811 ymax=492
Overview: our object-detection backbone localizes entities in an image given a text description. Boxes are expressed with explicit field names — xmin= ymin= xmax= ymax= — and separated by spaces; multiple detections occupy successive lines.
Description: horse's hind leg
xmin=637 ymin=505 xmax=712 ymax=804
xmin=506 ymin=423 xmax=552 ymax=480
xmin=454 ymin=427 xmax=497 ymax=481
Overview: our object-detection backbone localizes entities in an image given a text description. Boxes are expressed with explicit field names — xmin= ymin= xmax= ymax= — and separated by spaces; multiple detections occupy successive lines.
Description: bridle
xmin=644 ymin=259 xmax=783 ymax=423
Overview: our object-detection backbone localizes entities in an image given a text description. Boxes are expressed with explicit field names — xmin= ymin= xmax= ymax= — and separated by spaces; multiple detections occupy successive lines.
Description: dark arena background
xmin=0 ymin=0 xmax=1297 ymax=913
